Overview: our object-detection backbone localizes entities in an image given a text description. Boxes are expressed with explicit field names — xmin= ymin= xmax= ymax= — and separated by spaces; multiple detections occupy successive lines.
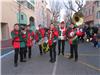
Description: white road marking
xmin=65 ymin=53 xmax=100 ymax=57
xmin=0 ymin=47 xmax=13 ymax=50
xmin=78 ymin=60 xmax=100 ymax=72
xmin=52 ymin=55 xmax=58 ymax=75
xmin=0 ymin=50 xmax=14 ymax=59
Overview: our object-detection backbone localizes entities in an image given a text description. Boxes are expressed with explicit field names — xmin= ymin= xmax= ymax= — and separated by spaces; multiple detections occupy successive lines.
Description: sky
xmin=46 ymin=0 xmax=86 ymax=22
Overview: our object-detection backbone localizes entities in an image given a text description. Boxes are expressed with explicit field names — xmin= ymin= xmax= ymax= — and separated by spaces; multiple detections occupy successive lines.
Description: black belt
xmin=14 ymin=41 xmax=20 ymax=42
xmin=14 ymin=41 xmax=24 ymax=42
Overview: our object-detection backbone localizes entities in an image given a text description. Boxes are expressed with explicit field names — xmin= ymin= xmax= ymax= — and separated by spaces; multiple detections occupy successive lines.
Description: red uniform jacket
xmin=35 ymin=28 xmax=45 ymax=42
xmin=48 ymin=27 xmax=58 ymax=46
xmin=76 ymin=30 xmax=83 ymax=37
xmin=11 ymin=30 xmax=20 ymax=48
xmin=26 ymin=30 xmax=34 ymax=47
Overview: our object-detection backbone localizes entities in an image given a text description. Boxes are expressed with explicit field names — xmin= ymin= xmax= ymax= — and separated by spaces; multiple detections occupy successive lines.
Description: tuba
xmin=68 ymin=12 xmax=84 ymax=39
xmin=72 ymin=12 xmax=84 ymax=26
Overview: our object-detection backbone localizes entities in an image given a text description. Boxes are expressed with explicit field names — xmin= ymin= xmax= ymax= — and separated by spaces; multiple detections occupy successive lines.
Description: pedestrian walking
xmin=96 ymin=28 xmax=100 ymax=48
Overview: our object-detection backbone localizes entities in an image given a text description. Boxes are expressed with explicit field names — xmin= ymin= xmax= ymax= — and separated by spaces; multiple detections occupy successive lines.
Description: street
xmin=1 ymin=0 xmax=100 ymax=75
xmin=1 ymin=42 xmax=100 ymax=75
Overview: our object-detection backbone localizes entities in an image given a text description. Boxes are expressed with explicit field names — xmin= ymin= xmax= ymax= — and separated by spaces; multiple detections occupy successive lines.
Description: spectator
xmin=96 ymin=28 xmax=100 ymax=48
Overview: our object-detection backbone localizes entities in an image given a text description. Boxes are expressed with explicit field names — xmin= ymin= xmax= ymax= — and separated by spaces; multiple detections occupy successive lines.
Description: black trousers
xmin=70 ymin=44 xmax=78 ymax=60
xmin=80 ymin=36 xmax=84 ymax=42
xmin=23 ymin=46 xmax=27 ymax=59
xmin=39 ymin=45 xmax=43 ymax=54
xmin=93 ymin=41 xmax=98 ymax=47
xmin=58 ymin=40 xmax=65 ymax=54
xmin=14 ymin=48 xmax=20 ymax=64
xmin=27 ymin=46 xmax=32 ymax=58
xmin=20 ymin=47 xmax=27 ymax=61
xmin=49 ymin=42 xmax=56 ymax=61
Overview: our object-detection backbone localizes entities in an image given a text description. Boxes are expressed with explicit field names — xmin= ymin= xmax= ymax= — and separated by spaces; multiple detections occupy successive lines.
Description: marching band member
xmin=26 ymin=25 xmax=34 ymax=59
xmin=11 ymin=24 xmax=20 ymax=67
xmin=58 ymin=21 xmax=67 ymax=55
xmin=20 ymin=26 xmax=27 ymax=62
xmin=48 ymin=23 xmax=58 ymax=63
xmin=68 ymin=23 xmax=79 ymax=61
xmin=35 ymin=24 xmax=45 ymax=55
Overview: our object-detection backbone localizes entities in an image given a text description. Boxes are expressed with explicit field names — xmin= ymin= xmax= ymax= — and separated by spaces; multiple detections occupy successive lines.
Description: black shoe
xmin=68 ymin=56 xmax=73 ymax=59
xmin=14 ymin=63 xmax=18 ymax=67
xmin=29 ymin=57 xmax=31 ymax=59
xmin=40 ymin=53 xmax=43 ymax=56
xmin=58 ymin=53 xmax=60 ymax=55
xmin=20 ymin=60 xmax=26 ymax=62
xmin=52 ymin=59 xmax=56 ymax=63
xmin=62 ymin=53 xmax=64 ymax=56
xmin=75 ymin=58 xmax=78 ymax=62
xmin=54 ymin=59 xmax=56 ymax=62
xmin=50 ymin=60 xmax=55 ymax=63
xmin=49 ymin=59 xmax=52 ymax=62
xmin=49 ymin=59 xmax=55 ymax=63
xmin=28 ymin=56 xmax=31 ymax=59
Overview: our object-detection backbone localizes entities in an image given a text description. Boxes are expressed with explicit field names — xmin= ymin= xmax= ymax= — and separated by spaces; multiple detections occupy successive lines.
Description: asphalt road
xmin=1 ymin=42 xmax=100 ymax=75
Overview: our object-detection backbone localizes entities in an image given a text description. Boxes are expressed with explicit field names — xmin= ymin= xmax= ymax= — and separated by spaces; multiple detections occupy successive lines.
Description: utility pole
xmin=18 ymin=1 xmax=21 ymax=27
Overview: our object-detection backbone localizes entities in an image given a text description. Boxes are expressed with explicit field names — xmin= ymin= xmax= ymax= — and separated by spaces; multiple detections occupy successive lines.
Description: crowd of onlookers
xmin=77 ymin=25 xmax=100 ymax=49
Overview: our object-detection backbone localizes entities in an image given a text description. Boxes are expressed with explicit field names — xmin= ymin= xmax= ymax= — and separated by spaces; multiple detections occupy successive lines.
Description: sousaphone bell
xmin=72 ymin=12 xmax=84 ymax=26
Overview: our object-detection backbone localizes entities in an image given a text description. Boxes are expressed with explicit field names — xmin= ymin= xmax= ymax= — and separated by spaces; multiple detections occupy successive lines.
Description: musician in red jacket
xmin=26 ymin=25 xmax=34 ymax=59
xmin=68 ymin=23 xmax=80 ymax=61
xmin=58 ymin=21 xmax=67 ymax=55
xmin=48 ymin=23 xmax=58 ymax=63
xmin=11 ymin=24 xmax=20 ymax=67
xmin=35 ymin=24 xmax=45 ymax=55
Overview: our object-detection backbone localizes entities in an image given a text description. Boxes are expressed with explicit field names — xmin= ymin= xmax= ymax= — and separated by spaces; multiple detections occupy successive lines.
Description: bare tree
xmin=63 ymin=0 xmax=85 ymax=23
xmin=63 ymin=0 xmax=84 ymax=13
xmin=75 ymin=0 xmax=84 ymax=11
xmin=49 ymin=0 xmax=62 ymax=23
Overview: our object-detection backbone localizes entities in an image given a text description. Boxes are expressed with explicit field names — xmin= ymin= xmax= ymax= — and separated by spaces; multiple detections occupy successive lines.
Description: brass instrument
xmin=41 ymin=31 xmax=50 ymax=53
xmin=72 ymin=12 xmax=84 ymax=26
xmin=68 ymin=12 xmax=84 ymax=41
xmin=42 ymin=30 xmax=53 ymax=52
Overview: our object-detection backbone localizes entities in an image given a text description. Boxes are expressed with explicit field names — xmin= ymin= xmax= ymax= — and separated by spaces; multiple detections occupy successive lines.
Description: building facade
xmin=46 ymin=8 xmax=52 ymax=27
xmin=34 ymin=0 xmax=48 ymax=29
xmin=94 ymin=1 xmax=100 ymax=26
xmin=83 ymin=1 xmax=100 ymax=27
xmin=83 ymin=1 xmax=94 ymax=26
xmin=0 ymin=0 xmax=50 ymax=49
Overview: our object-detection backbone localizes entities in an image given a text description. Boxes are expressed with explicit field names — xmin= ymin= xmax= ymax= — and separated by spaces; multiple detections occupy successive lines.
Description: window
xmin=27 ymin=2 xmax=34 ymax=10
xmin=89 ymin=8 xmax=91 ymax=15
xmin=85 ymin=10 xmax=87 ymax=16
xmin=1 ymin=23 xmax=9 ymax=40
xmin=96 ymin=11 xmax=100 ymax=19
xmin=21 ymin=15 xmax=24 ymax=20
xmin=16 ymin=0 xmax=24 ymax=4
xmin=42 ymin=0 xmax=44 ymax=3
xmin=96 ymin=1 xmax=100 ymax=7
xmin=30 ymin=0 xmax=35 ymax=4
xmin=92 ymin=6 xmax=94 ymax=13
